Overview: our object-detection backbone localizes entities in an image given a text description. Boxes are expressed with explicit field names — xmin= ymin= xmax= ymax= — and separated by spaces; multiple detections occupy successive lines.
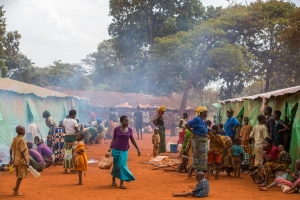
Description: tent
xmin=219 ymin=86 xmax=300 ymax=170
xmin=0 ymin=79 xmax=90 ymax=163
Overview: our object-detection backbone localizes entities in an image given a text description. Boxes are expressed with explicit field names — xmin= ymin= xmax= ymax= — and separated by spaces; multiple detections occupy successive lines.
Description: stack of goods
xmin=143 ymin=156 xmax=181 ymax=168
xmin=98 ymin=152 xmax=113 ymax=170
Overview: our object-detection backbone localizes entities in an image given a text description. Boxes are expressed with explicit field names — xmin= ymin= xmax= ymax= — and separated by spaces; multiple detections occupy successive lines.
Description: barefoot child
xmin=232 ymin=138 xmax=244 ymax=178
xmin=10 ymin=125 xmax=29 ymax=196
xmin=173 ymin=172 xmax=210 ymax=198
xmin=152 ymin=128 xmax=160 ymax=157
xmin=73 ymin=132 xmax=88 ymax=185
xmin=207 ymin=125 xmax=225 ymax=180
xmin=240 ymin=117 xmax=253 ymax=154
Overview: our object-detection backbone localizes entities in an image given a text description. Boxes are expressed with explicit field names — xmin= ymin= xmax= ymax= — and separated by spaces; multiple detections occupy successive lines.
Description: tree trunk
xmin=179 ymin=80 xmax=192 ymax=116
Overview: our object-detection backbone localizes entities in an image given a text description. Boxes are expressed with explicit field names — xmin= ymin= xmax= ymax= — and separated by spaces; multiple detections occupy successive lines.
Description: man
xmin=62 ymin=110 xmax=79 ymax=174
xmin=10 ymin=125 xmax=29 ymax=196
xmin=142 ymin=108 xmax=150 ymax=127
xmin=42 ymin=110 xmax=58 ymax=148
xmin=224 ymin=108 xmax=240 ymax=142
xmin=134 ymin=106 xmax=143 ymax=140
xmin=264 ymin=106 xmax=275 ymax=139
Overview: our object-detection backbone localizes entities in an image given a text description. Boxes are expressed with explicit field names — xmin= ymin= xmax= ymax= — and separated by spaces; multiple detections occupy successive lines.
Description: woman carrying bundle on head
xmin=153 ymin=106 xmax=166 ymax=154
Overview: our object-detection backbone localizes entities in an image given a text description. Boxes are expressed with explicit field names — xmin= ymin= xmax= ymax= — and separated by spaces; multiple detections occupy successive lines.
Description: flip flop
xmin=120 ymin=185 xmax=127 ymax=189
xmin=112 ymin=182 xmax=117 ymax=186
xmin=13 ymin=193 xmax=24 ymax=196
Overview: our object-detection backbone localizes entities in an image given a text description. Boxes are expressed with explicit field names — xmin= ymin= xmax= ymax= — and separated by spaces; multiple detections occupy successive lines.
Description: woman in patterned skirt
xmin=153 ymin=106 xmax=166 ymax=154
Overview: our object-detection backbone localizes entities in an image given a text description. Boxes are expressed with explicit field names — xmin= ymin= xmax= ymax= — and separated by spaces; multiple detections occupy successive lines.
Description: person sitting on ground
xmin=277 ymin=145 xmax=292 ymax=167
xmin=273 ymin=110 xmax=289 ymax=147
xmin=232 ymin=138 xmax=244 ymax=178
xmin=27 ymin=142 xmax=45 ymax=172
xmin=10 ymin=125 xmax=29 ymax=196
xmin=152 ymin=128 xmax=160 ymax=157
xmin=172 ymin=172 xmax=210 ymax=198
xmin=73 ymin=132 xmax=88 ymax=185
xmin=249 ymin=115 xmax=269 ymax=170
xmin=253 ymin=137 xmax=285 ymax=187
xmin=218 ymin=123 xmax=226 ymax=136
xmin=34 ymin=136 xmax=54 ymax=168
xmin=259 ymin=159 xmax=300 ymax=193
xmin=207 ymin=125 xmax=225 ymax=180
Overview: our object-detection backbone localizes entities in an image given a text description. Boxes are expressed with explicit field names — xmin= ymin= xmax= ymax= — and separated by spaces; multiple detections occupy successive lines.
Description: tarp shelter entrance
xmin=0 ymin=78 xmax=90 ymax=164
xmin=220 ymin=86 xmax=300 ymax=170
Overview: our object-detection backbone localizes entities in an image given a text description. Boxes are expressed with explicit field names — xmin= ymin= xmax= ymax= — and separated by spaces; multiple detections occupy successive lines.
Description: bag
xmin=98 ymin=152 xmax=113 ymax=170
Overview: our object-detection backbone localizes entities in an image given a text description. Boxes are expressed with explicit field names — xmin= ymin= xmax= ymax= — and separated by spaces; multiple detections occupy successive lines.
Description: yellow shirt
xmin=10 ymin=135 xmax=29 ymax=165
xmin=250 ymin=124 xmax=268 ymax=147
xmin=240 ymin=124 xmax=253 ymax=142
xmin=208 ymin=131 xmax=225 ymax=154
xmin=152 ymin=134 xmax=160 ymax=146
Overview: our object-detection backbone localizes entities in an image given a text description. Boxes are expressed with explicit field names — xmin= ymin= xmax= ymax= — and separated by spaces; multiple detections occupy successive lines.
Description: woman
xmin=86 ymin=112 xmax=96 ymax=125
xmin=224 ymin=108 xmax=240 ymax=142
xmin=108 ymin=115 xmax=140 ymax=189
xmin=185 ymin=106 xmax=209 ymax=176
xmin=153 ymin=106 xmax=166 ymax=154
xmin=42 ymin=110 xmax=58 ymax=148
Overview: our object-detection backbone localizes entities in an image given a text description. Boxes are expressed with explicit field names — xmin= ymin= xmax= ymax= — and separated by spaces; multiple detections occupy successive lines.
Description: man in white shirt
xmin=62 ymin=109 xmax=78 ymax=174
xmin=142 ymin=109 xmax=150 ymax=126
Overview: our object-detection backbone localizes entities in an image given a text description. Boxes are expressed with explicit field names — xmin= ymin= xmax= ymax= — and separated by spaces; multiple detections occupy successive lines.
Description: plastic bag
xmin=98 ymin=152 xmax=113 ymax=170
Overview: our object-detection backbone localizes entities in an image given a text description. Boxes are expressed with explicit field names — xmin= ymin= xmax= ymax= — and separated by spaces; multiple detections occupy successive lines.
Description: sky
xmin=2 ymin=0 xmax=300 ymax=67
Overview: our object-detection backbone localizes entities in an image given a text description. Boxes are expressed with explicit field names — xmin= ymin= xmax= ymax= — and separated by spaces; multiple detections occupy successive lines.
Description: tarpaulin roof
xmin=0 ymin=78 xmax=86 ymax=100
xmin=45 ymin=86 xmax=197 ymax=110
xmin=221 ymin=86 xmax=300 ymax=103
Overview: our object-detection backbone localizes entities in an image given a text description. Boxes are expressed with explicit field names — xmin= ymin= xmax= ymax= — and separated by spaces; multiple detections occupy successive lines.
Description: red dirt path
xmin=0 ymin=134 xmax=298 ymax=200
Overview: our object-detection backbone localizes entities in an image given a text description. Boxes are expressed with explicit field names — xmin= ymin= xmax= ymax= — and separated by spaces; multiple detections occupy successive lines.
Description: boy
xmin=34 ymin=136 xmax=54 ymax=168
xmin=240 ymin=117 xmax=253 ymax=146
xmin=152 ymin=128 xmax=160 ymax=157
xmin=207 ymin=125 xmax=225 ymax=180
xmin=218 ymin=123 xmax=226 ymax=136
xmin=73 ymin=132 xmax=88 ymax=185
xmin=277 ymin=145 xmax=292 ymax=168
xmin=249 ymin=115 xmax=268 ymax=168
xmin=172 ymin=172 xmax=210 ymax=198
xmin=10 ymin=125 xmax=29 ymax=196
xmin=232 ymin=138 xmax=244 ymax=178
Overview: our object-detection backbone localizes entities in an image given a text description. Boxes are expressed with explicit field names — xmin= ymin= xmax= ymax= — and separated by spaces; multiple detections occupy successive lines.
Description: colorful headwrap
xmin=157 ymin=106 xmax=166 ymax=112
xmin=97 ymin=118 xmax=103 ymax=123
xmin=227 ymin=108 xmax=234 ymax=114
xmin=196 ymin=106 xmax=208 ymax=116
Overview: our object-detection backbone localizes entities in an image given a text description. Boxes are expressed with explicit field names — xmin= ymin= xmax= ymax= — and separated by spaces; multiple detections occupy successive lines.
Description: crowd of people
xmin=7 ymin=104 xmax=300 ymax=197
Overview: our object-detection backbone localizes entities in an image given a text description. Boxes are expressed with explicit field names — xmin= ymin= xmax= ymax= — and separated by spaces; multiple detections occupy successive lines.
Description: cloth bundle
xmin=98 ymin=152 xmax=113 ymax=170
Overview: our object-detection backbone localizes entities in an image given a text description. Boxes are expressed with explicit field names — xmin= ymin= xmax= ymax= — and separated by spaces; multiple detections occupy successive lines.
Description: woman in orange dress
xmin=73 ymin=133 xmax=88 ymax=185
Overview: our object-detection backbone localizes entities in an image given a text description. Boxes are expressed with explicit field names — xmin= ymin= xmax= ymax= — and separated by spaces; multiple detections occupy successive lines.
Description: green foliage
xmin=0 ymin=59 xmax=8 ymax=77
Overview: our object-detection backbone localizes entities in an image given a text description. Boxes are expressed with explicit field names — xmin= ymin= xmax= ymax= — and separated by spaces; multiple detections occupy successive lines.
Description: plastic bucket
xmin=170 ymin=144 xmax=178 ymax=153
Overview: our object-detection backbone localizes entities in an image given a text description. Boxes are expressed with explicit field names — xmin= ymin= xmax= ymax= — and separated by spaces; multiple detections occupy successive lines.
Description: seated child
xmin=232 ymin=138 xmax=244 ymax=178
xmin=207 ymin=125 xmax=225 ymax=180
xmin=277 ymin=145 xmax=292 ymax=168
xmin=259 ymin=159 xmax=300 ymax=193
xmin=152 ymin=128 xmax=160 ymax=157
xmin=173 ymin=172 xmax=210 ymax=198
xmin=73 ymin=132 xmax=88 ymax=185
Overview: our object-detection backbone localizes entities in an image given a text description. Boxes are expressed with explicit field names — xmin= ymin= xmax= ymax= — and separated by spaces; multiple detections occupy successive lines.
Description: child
xmin=249 ymin=115 xmax=268 ymax=168
xmin=232 ymin=137 xmax=244 ymax=178
xmin=240 ymin=117 xmax=253 ymax=146
xmin=259 ymin=159 xmax=300 ymax=193
xmin=206 ymin=120 xmax=212 ymax=128
xmin=152 ymin=128 xmax=160 ymax=157
xmin=218 ymin=123 xmax=226 ymax=135
xmin=277 ymin=145 xmax=292 ymax=168
xmin=207 ymin=125 xmax=225 ymax=180
xmin=172 ymin=172 xmax=210 ymax=198
xmin=10 ymin=125 xmax=29 ymax=196
xmin=73 ymin=132 xmax=88 ymax=185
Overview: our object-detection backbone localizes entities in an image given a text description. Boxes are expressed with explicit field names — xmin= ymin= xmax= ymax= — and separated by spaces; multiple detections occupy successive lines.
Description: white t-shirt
xmin=63 ymin=118 xmax=78 ymax=134
xmin=142 ymin=111 xmax=150 ymax=123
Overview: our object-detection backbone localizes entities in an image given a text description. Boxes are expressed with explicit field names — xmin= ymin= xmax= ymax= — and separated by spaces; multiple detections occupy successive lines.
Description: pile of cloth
xmin=146 ymin=156 xmax=181 ymax=168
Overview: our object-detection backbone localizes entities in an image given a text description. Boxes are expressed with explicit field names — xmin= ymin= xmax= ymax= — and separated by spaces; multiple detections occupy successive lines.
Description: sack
xmin=98 ymin=152 xmax=113 ymax=170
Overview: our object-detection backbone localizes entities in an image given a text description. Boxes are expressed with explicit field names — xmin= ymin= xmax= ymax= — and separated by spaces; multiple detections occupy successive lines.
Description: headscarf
xmin=157 ymin=106 xmax=166 ymax=112
xmin=27 ymin=123 xmax=38 ymax=137
xmin=90 ymin=112 xmax=96 ymax=119
xmin=227 ymin=108 xmax=234 ymax=114
xmin=157 ymin=106 xmax=166 ymax=117
xmin=97 ymin=118 xmax=103 ymax=123
xmin=195 ymin=106 xmax=208 ymax=116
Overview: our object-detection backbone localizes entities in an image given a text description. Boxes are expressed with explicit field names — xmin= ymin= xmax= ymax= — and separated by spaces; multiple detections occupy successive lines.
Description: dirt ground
xmin=0 ymin=134 xmax=299 ymax=200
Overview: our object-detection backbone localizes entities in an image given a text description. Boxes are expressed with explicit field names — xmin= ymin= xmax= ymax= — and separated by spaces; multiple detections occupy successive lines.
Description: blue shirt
xmin=232 ymin=145 xmax=244 ymax=156
xmin=224 ymin=117 xmax=240 ymax=137
xmin=187 ymin=117 xmax=208 ymax=135
xmin=193 ymin=179 xmax=210 ymax=197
